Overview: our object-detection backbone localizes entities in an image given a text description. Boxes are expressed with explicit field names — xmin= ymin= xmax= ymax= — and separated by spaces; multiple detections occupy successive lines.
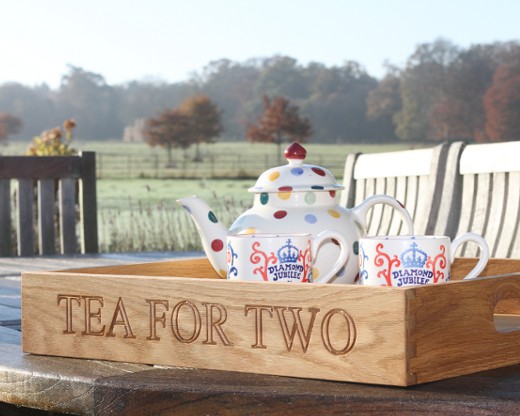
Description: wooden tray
xmin=21 ymin=257 xmax=520 ymax=386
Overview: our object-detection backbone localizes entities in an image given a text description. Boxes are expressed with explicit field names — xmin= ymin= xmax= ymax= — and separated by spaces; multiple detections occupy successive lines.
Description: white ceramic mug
xmin=358 ymin=233 xmax=490 ymax=287
xmin=227 ymin=231 xmax=349 ymax=283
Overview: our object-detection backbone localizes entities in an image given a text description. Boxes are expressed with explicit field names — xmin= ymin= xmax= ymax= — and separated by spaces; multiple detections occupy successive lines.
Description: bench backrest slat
xmin=0 ymin=152 xmax=98 ymax=257
xmin=342 ymin=143 xmax=450 ymax=237
xmin=456 ymin=142 xmax=520 ymax=258
xmin=17 ymin=179 xmax=35 ymax=256
xmin=342 ymin=140 xmax=519 ymax=259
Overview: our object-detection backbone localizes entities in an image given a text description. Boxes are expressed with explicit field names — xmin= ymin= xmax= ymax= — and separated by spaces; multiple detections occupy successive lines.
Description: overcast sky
xmin=1 ymin=0 xmax=519 ymax=88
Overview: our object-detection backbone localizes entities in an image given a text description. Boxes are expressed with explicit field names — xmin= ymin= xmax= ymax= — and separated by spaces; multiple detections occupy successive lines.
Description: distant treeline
xmin=1 ymin=38 xmax=519 ymax=144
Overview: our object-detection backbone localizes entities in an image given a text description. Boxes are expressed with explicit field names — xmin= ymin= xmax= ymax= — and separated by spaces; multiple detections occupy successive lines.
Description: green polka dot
xmin=353 ymin=241 xmax=359 ymax=255
xmin=260 ymin=192 xmax=269 ymax=205
xmin=208 ymin=211 xmax=218 ymax=223
xmin=305 ymin=192 xmax=316 ymax=205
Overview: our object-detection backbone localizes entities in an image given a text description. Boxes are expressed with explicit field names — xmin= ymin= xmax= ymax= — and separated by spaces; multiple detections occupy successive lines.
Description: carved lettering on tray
xmin=202 ymin=302 xmax=234 ymax=346
xmin=57 ymin=294 xmax=81 ymax=334
xmin=321 ymin=308 xmax=357 ymax=355
xmin=146 ymin=299 xmax=169 ymax=341
xmin=81 ymin=295 xmax=106 ymax=336
xmin=56 ymin=294 xmax=357 ymax=355
xmin=171 ymin=300 xmax=202 ymax=344
xmin=106 ymin=297 xmax=136 ymax=338
xmin=245 ymin=304 xmax=357 ymax=354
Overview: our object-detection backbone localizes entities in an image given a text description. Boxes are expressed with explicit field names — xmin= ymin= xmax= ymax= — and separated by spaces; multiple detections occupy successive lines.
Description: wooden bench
xmin=0 ymin=151 xmax=98 ymax=256
xmin=341 ymin=141 xmax=520 ymax=259
xmin=451 ymin=141 xmax=520 ymax=258
xmin=340 ymin=142 xmax=452 ymax=236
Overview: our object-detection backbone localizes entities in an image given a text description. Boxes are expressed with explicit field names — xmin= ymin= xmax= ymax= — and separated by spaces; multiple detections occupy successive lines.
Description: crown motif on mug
xmin=400 ymin=242 xmax=428 ymax=268
xmin=277 ymin=239 xmax=299 ymax=263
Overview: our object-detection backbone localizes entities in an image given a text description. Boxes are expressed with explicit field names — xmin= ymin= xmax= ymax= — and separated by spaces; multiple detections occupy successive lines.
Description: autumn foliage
xmin=144 ymin=95 xmax=222 ymax=164
xmin=247 ymin=95 xmax=312 ymax=145
xmin=484 ymin=63 xmax=520 ymax=141
xmin=26 ymin=119 xmax=77 ymax=156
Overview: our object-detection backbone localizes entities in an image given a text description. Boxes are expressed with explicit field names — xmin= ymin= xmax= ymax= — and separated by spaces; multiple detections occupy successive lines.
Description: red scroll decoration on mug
xmin=374 ymin=243 xmax=401 ymax=286
xmin=425 ymin=244 xmax=448 ymax=283
xmin=298 ymin=243 xmax=312 ymax=283
xmin=250 ymin=242 xmax=278 ymax=281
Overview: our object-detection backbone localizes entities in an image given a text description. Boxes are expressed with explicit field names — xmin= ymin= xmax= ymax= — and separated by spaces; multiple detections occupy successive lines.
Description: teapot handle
xmin=311 ymin=230 xmax=349 ymax=284
xmin=351 ymin=195 xmax=414 ymax=236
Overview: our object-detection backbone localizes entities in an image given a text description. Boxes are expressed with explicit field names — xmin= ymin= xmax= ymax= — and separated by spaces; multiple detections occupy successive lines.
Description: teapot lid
xmin=249 ymin=142 xmax=344 ymax=193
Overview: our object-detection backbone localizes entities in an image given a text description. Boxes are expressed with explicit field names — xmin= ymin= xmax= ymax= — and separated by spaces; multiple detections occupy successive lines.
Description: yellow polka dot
xmin=244 ymin=227 xmax=256 ymax=234
xmin=269 ymin=171 xmax=280 ymax=181
xmin=328 ymin=209 xmax=341 ymax=218
xmin=278 ymin=192 xmax=291 ymax=200
xmin=218 ymin=269 xmax=227 ymax=278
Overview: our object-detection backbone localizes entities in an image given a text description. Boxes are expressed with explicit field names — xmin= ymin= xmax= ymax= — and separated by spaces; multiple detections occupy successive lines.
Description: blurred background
xmin=0 ymin=0 xmax=518 ymax=252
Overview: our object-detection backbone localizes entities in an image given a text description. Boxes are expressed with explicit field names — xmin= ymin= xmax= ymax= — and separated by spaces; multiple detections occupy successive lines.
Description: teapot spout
xmin=177 ymin=195 xmax=229 ymax=277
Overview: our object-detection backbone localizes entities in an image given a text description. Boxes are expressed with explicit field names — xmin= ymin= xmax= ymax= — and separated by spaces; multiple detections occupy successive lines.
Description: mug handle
xmin=350 ymin=195 xmax=414 ymax=236
xmin=311 ymin=230 xmax=349 ymax=284
xmin=450 ymin=232 xmax=490 ymax=280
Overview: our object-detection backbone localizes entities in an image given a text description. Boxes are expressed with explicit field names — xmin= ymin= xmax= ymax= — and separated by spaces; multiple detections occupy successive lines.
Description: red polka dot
xmin=312 ymin=167 xmax=326 ymax=176
xmin=331 ymin=238 xmax=340 ymax=246
xmin=278 ymin=186 xmax=293 ymax=192
xmin=329 ymin=190 xmax=336 ymax=198
xmin=273 ymin=210 xmax=287 ymax=219
xmin=211 ymin=239 xmax=224 ymax=252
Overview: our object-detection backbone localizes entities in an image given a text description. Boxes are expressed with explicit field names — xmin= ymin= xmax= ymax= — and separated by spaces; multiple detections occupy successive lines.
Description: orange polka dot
xmin=278 ymin=192 xmax=291 ymax=200
xmin=328 ymin=209 xmax=341 ymax=218
xmin=244 ymin=227 xmax=256 ymax=234
xmin=269 ymin=171 xmax=280 ymax=181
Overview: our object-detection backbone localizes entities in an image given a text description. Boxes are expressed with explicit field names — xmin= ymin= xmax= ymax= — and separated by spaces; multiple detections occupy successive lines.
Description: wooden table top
xmin=2 ymin=253 xmax=520 ymax=415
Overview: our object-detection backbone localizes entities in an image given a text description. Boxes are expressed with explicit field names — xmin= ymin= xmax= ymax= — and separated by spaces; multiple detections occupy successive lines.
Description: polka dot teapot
xmin=177 ymin=142 xmax=413 ymax=284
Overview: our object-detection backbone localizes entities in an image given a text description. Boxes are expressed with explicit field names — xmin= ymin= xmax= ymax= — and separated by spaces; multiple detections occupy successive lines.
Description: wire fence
xmin=96 ymin=151 xmax=348 ymax=179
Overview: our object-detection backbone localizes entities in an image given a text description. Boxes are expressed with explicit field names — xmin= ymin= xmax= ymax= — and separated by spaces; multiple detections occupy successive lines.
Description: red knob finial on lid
xmin=284 ymin=142 xmax=307 ymax=161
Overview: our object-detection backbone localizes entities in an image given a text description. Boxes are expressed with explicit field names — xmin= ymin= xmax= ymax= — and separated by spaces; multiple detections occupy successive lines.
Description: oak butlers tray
xmin=21 ymin=257 xmax=520 ymax=386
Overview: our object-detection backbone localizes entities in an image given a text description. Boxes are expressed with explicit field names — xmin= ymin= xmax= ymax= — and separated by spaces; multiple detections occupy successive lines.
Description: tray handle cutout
xmin=493 ymin=279 xmax=520 ymax=333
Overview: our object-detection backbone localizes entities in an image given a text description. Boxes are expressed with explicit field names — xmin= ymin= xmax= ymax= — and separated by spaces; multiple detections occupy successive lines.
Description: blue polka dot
xmin=291 ymin=167 xmax=304 ymax=176
xmin=304 ymin=214 xmax=317 ymax=224
xmin=311 ymin=185 xmax=324 ymax=190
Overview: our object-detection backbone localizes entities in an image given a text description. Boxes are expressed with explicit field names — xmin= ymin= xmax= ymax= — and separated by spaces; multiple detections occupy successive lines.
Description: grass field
xmin=2 ymin=140 xmax=430 ymax=252
xmin=2 ymin=140 xmax=427 ymax=179
xmin=97 ymin=178 xmax=254 ymax=252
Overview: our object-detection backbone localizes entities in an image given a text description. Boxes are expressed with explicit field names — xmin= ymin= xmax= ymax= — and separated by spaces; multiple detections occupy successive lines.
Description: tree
xmin=254 ymin=56 xmax=309 ymax=99
xmin=394 ymin=39 xmax=460 ymax=141
xmin=247 ymin=95 xmax=312 ymax=163
xmin=0 ymin=83 xmax=54 ymax=140
xmin=484 ymin=63 xmax=520 ymax=141
xmin=301 ymin=61 xmax=377 ymax=143
xmin=0 ymin=113 xmax=22 ymax=144
xmin=177 ymin=95 xmax=223 ymax=161
xmin=143 ymin=108 xmax=190 ymax=166
xmin=196 ymin=59 xmax=258 ymax=139
xmin=365 ymin=68 xmax=401 ymax=142
xmin=143 ymin=95 xmax=223 ymax=165
xmin=56 ymin=65 xmax=120 ymax=140
xmin=427 ymin=43 xmax=518 ymax=142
